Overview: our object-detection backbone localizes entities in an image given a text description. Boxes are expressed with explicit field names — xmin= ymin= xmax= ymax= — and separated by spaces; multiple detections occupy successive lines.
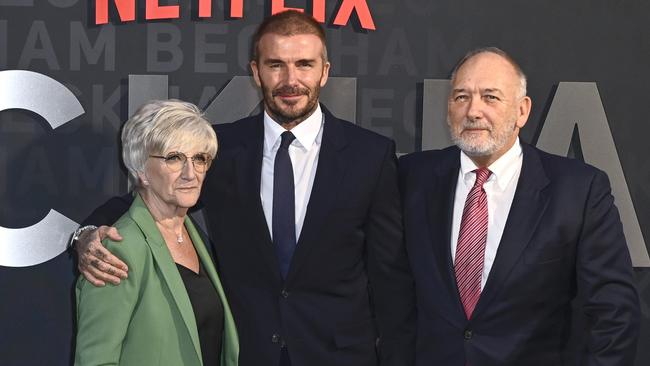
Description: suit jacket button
xmin=281 ymin=289 xmax=289 ymax=298
xmin=272 ymin=334 xmax=281 ymax=343
xmin=464 ymin=329 xmax=473 ymax=340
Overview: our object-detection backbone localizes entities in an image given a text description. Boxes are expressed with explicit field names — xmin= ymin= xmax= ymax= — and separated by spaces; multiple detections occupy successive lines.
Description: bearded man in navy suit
xmin=399 ymin=47 xmax=639 ymax=365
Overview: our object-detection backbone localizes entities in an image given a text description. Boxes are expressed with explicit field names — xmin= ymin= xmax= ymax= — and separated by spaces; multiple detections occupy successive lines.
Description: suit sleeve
xmin=365 ymin=141 xmax=416 ymax=366
xmin=74 ymin=227 xmax=146 ymax=366
xmin=577 ymin=169 xmax=640 ymax=365
xmin=80 ymin=194 xmax=134 ymax=227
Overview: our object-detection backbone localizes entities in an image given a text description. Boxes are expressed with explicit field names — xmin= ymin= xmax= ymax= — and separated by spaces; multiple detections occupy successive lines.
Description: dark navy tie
xmin=273 ymin=131 xmax=297 ymax=279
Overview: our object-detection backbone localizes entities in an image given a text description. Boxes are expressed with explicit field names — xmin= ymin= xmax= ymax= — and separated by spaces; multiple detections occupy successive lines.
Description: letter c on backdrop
xmin=0 ymin=70 xmax=83 ymax=267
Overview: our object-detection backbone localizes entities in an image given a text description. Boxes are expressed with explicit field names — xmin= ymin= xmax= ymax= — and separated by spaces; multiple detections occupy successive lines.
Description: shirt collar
xmin=263 ymin=104 xmax=323 ymax=153
xmin=459 ymin=137 xmax=523 ymax=191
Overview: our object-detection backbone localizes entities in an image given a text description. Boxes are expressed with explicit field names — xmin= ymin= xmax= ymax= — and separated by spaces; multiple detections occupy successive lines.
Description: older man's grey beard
xmin=449 ymin=118 xmax=516 ymax=157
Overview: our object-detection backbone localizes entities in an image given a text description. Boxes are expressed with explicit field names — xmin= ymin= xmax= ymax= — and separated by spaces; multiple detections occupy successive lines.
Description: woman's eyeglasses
xmin=149 ymin=152 xmax=213 ymax=173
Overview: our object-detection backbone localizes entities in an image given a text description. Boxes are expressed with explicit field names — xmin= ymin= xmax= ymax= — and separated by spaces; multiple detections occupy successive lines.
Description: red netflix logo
xmin=94 ymin=0 xmax=376 ymax=30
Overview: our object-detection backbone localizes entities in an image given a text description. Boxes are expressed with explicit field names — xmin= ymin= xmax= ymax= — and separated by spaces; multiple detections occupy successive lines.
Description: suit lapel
xmin=185 ymin=218 xmax=240 ymax=366
xmin=473 ymin=144 xmax=550 ymax=318
xmin=128 ymin=194 xmax=202 ymax=365
xmin=426 ymin=148 xmax=467 ymax=323
xmin=232 ymin=116 xmax=283 ymax=282
xmin=285 ymin=109 xmax=348 ymax=283
xmin=188 ymin=208 xmax=215 ymax=263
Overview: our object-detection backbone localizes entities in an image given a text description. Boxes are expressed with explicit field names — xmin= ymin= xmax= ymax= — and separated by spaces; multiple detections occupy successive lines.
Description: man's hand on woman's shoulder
xmin=76 ymin=225 xmax=128 ymax=286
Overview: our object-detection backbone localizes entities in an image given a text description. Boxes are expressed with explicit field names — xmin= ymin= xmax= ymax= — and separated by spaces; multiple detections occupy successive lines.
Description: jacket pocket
xmin=523 ymin=241 xmax=571 ymax=264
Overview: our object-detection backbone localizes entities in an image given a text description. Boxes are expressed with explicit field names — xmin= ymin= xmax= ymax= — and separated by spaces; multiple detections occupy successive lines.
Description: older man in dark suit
xmin=399 ymin=47 xmax=639 ymax=365
xmin=74 ymin=10 xmax=415 ymax=366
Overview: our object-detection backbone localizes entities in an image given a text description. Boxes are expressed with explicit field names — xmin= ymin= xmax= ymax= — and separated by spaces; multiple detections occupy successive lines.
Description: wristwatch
xmin=68 ymin=225 xmax=98 ymax=249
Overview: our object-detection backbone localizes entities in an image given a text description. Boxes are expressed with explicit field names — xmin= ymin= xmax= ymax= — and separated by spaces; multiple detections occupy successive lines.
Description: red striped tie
xmin=455 ymin=167 xmax=491 ymax=319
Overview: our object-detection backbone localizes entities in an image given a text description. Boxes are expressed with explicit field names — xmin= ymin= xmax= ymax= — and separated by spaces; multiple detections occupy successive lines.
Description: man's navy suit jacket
xmin=84 ymin=107 xmax=416 ymax=366
xmin=398 ymin=143 xmax=639 ymax=366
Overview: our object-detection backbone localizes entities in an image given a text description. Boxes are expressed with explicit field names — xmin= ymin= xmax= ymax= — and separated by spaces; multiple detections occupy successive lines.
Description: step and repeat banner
xmin=1 ymin=1 xmax=649 ymax=365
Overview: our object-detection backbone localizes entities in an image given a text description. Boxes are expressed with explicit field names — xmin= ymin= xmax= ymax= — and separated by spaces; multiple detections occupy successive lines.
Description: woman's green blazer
xmin=75 ymin=194 xmax=239 ymax=366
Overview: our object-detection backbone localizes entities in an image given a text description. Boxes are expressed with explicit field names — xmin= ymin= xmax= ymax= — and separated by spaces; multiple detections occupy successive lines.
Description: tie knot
xmin=473 ymin=168 xmax=491 ymax=187
xmin=280 ymin=131 xmax=296 ymax=149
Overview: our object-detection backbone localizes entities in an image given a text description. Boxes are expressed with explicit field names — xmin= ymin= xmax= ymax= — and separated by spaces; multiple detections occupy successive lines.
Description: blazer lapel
xmin=128 ymin=194 xmax=202 ymax=365
xmin=185 ymin=218 xmax=240 ymax=366
xmin=285 ymin=109 xmax=348 ymax=283
xmin=426 ymin=147 xmax=467 ymax=324
xmin=232 ymin=116 xmax=283 ymax=282
xmin=473 ymin=144 xmax=550 ymax=318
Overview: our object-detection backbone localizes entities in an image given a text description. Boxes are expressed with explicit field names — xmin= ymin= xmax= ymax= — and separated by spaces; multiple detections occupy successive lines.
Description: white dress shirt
xmin=451 ymin=138 xmax=523 ymax=290
xmin=260 ymin=105 xmax=324 ymax=242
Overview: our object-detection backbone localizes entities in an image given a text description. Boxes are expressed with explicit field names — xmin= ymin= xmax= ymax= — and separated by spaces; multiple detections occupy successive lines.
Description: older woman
xmin=75 ymin=100 xmax=238 ymax=366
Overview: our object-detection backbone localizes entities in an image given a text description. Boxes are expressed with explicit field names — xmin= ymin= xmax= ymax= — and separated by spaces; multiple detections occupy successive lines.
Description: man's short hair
xmin=251 ymin=10 xmax=328 ymax=62
xmin=121 ymin=99 xmax=218 ymax=187
xmin=450 ymin=47 xmax=528 ymax=98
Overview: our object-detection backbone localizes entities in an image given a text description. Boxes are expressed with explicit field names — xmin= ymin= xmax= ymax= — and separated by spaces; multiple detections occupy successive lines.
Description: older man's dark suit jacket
xmin=83 ymin=107 xmax=415 ymax=366
xmin=398 ymin=143 xmax=639 ymax=366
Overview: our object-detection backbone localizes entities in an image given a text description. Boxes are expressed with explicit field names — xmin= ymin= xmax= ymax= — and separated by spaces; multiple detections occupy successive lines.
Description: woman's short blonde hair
xmin=121 ymin=99 xmax=218 ymax=187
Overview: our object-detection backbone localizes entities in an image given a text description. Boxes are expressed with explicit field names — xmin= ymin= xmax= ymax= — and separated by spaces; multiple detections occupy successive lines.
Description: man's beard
xmin=449 ymin=117 xmax=516 ymax=157
xmin=263 ymin=84 xmax=321 ymax=125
